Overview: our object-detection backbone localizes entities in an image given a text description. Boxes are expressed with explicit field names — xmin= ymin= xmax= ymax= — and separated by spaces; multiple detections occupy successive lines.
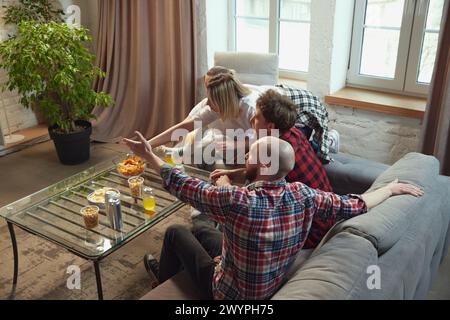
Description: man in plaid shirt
xmin=210 ymin=89 xmax=334 ymax=248
xmin=124 ymin=132 xmax=423 ymax=300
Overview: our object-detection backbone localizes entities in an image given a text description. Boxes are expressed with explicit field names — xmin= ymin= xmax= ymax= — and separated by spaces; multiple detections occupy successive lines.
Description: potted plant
xmin=0 ymin=21 xmax=113 ymax=165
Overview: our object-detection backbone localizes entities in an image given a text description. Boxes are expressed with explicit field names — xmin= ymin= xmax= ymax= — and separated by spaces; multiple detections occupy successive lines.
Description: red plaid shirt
xmin=280 ymin=128 xmax=335 ymax=248
xmin=281 ymin=128 xmax=332 ymax=191
xmin=161 ymin=165 xmax=367 ymax=300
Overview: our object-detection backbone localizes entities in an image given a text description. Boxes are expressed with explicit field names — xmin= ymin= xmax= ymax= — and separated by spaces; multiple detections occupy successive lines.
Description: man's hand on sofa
xmin=387 ymin=179 xmax=424 ymax=197
xmin=361 ymin=179 xmax=424 ymax=209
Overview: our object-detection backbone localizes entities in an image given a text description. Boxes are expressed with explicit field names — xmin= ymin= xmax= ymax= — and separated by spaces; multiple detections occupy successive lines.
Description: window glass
xmin=236 ymin=18 xmax=270 ymax=53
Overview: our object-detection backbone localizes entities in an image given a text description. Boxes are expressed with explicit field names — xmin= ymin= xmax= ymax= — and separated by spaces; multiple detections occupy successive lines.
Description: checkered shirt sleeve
xmin=276 ymin=84 xmax=331 ymax=163
xmin=160 ymin=164 xmax=234 ymax=225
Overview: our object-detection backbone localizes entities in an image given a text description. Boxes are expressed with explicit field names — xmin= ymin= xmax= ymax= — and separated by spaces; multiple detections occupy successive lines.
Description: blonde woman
xmin=148 ymin=66 xmax=282 ymax=166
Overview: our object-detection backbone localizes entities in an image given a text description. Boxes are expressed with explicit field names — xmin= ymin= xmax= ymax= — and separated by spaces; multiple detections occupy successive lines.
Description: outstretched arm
xmin=123 ymin=131 xmax=234 ymax=223
xmin=310 ymin=179 xmax=424 ymax=222
xmin=123 ymin=131 xmax=165 ymax=170
xmin=147 ymin=117 xmax=195 ymax=148
xmin=361 ymin=179 xmax=424 ymax=209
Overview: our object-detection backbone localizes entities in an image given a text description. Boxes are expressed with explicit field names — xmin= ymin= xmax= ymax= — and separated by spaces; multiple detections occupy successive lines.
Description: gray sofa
xmin=141 ymin=152 xmax=450 ymax=300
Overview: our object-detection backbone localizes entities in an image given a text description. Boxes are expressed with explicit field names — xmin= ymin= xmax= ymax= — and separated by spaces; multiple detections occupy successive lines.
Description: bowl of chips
xmin=114 ymin=154 xmax=146 ymax=177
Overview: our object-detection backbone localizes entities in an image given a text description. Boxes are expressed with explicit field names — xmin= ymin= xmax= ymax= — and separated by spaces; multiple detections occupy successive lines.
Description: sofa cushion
xmin=214 ymin=52 xmax=279 ymax=86
xmin=272 ymin=231 xmax=378 ymax=300
xmin=325 ymin=153 xmax=388 ymax=195
xmin=328 ymin=152 xmax=442 ymax=254
xmin=284 ymin=249 xmax=313 ymax=280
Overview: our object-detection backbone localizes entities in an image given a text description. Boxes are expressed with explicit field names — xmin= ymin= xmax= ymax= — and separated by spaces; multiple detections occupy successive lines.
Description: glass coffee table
xmin=0 ymin=155 xmax=209 ymax=300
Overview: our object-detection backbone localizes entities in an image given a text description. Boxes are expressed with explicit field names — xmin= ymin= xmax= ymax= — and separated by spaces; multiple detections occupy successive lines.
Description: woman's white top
xmin=188 ymin=85 xmax=284 ymax=136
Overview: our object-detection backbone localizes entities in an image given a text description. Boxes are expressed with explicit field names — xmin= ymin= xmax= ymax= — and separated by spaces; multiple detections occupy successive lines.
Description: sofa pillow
xmin=214 ymin=52 xmax=279 ymax=86
xmin=272 ymin=231 xmax=378 ymax=300
xmin=325 ymin=153 xmax=388 ymax=195
xmin=328 ymin=152 xmax=443 ymax=254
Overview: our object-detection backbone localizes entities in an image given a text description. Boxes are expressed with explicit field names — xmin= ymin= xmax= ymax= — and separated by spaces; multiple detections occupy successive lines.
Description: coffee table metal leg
xmin=93 ymin=260 xmax=103 ymax=300
xmin=7 ymin=222 xmax=18 ymax=285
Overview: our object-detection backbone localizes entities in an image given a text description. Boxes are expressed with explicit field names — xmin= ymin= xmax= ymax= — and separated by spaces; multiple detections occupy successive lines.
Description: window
xmin=229 ymin=0 xmax=311 ymax=79
xmin=348 ymin=0 xmax=445 ymax=96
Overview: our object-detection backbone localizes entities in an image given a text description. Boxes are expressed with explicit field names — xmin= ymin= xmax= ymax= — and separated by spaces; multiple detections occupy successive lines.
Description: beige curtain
xmin=420 ymin=0 xmax=450 ymax=176
xmin=91 ymin=0 xmax=207 ymax=143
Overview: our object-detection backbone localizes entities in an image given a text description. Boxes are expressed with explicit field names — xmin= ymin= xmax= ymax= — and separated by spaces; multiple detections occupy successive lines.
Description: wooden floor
xmin=0 ymin=141 xmax=191 ymax=300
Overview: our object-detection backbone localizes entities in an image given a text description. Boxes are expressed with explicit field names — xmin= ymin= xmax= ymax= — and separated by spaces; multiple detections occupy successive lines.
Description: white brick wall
xmin=327 ymin=104 xmax=422 ymax=165
xmin=0 ymin=1 xmax=38 ymax=137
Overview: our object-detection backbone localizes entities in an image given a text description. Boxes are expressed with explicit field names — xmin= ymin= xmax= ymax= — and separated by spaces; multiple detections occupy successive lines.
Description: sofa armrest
xmin=325 ymin=153 xmax=389 ymax=195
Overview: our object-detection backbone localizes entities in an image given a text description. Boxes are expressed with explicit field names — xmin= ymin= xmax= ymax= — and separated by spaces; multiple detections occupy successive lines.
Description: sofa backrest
xmin=214 ymin=51 xmax=279 ymax=86
xmin=329 ymin=152 xmax=443 ymax=254
xmin=325 ymin=153 xmax=388 ymax=195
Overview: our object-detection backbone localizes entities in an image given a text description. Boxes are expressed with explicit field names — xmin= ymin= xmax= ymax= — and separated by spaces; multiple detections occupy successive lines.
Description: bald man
xmin=124 ymin=132 xmax=423 ymax=300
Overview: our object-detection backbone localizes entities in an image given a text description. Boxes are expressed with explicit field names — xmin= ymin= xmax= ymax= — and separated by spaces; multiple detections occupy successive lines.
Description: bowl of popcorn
xmin=80 ymin=205 xmax=99 ymax=230
xmin=87 ymin=187 xmax=121 ymax=209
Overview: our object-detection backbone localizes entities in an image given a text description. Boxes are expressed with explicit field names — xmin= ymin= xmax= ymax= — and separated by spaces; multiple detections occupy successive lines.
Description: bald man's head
xmin=246 ymin=136 xmax=295 ymax=181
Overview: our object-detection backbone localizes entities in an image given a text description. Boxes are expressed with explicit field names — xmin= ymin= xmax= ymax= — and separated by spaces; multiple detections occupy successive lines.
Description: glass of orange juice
xmin=143 ymin=187 xmax=156 ymax=217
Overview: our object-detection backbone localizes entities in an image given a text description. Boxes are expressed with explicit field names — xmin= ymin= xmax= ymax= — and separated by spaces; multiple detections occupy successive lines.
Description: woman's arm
xmin=124 ymin=132 xmax=235 ymax=224
xmin=148 ymin=117 xmax=195 ymax=147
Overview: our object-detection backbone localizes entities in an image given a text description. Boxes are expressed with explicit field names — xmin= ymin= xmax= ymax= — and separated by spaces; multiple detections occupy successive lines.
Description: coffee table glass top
xmin=0 ymin=155 xmax=209 ymax=259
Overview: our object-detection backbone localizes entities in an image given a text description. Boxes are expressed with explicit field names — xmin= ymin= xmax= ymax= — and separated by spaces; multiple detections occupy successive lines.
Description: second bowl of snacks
xmin=87 ymin=187 xmax=121 ymax=208
xmin=115 ymin=154 xmax=146 ymax=177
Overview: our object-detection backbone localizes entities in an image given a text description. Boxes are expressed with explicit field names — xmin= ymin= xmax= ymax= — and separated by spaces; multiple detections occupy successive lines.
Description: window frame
xmin=348 ymin=0 xmax=416 ymax=93
xmin=348 ymin=0 xmax=443 ymax=97
xmin=227 ymin=0 xmax=310 ymax=81
xmin=404 ymin=0 xmax=441 ymax=94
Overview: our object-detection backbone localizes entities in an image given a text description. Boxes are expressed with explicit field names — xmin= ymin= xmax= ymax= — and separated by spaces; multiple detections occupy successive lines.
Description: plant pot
xmin=48 ymin=120 xmax=92 ymax=165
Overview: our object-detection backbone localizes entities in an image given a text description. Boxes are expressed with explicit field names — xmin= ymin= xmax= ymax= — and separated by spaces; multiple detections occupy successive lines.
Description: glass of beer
xmin=143 ymin=187 xmax=156 ymax=217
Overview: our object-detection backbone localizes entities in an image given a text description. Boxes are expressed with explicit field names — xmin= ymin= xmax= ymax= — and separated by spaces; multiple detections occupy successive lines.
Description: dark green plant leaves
xmin=0 ymin=21 xmax=114 ymax=134
xmin=3 ymin=0 xmax=65 ymax=25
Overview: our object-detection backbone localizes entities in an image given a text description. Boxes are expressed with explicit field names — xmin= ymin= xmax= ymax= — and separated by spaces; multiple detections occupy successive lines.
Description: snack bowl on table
xmin=87 ymin=187 xmax=121 ymax=209
xmin=113 ymin=154 xmax=146 ymax=178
